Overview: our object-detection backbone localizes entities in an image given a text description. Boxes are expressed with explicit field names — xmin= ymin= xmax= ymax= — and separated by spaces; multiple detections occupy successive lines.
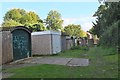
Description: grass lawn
xmin=4 ymin=46 xmax=118 ymax=78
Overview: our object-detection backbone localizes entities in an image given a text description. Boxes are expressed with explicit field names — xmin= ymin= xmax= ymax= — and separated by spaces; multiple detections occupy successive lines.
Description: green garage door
xmin=12 ymin=29 xmax=31 ymax=61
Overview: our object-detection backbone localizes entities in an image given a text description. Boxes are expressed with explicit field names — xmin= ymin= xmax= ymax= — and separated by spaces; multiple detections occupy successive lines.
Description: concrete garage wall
xmin=32 ymin=30 xmax=61 ymax=55
xmin=0 ymin=32 xmax=2 ymax=65
xmin=61 ymin=36 xmax=67 ymax=51
xmin=66 ymin=39 xmax=74 ymax=50
xmin=32 ymin=35 xmax=52 ymax=55
xmin=2 ymin=31 xmax=13 ymax=64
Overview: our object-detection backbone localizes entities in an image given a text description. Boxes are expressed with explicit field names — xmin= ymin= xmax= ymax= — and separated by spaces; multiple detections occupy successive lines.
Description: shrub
xmin=71 ymin=46 xmax=89 ymax=51
xmin=100 ymin=20 xmax=119 ymax=47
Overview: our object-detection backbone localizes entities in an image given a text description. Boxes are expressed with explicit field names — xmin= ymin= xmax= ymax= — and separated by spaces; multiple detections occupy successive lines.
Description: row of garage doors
xmin=1 ymin=26 xmax=63 ymax=64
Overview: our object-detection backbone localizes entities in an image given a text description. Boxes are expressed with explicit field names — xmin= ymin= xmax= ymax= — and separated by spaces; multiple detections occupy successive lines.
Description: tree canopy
xmin=2 ymin=8 xmax=45 ymax=32
xmin=64 ymin=24 xmax=86 ymax=38
xmin=45 ymin=10 xmax=63 ymax=31
xmin=2 ymin=19 xmax=23 ymax=27
xmin=4 ymin=9 xmax=26 ymax=22
xmin=90 ymin=2 xmax=120 ymax=47
xmin=20 ymin=11 xmax=40 ymax=24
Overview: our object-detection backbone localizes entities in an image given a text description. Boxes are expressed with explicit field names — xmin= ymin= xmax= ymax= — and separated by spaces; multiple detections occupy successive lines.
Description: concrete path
xmin=23 ymin=57 xmax=72 ymax=65
xmin=3 ymin=57 xmax=89 ymax=70
xmin=18 ymin=57 xmax=89 ymax=66
xmin=67 ymin=58 xmax=89 ymax=66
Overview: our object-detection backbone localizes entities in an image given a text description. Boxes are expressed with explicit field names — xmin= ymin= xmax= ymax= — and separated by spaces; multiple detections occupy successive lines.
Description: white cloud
xmin=62 ymin=16 xmax=96 ymax=31
xmin=81 ymin=22 xmax=93 ymax=31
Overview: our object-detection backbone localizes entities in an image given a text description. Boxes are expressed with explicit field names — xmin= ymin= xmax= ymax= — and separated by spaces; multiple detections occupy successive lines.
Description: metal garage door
xmin=12 ymin=28 xmax=31 ymax=61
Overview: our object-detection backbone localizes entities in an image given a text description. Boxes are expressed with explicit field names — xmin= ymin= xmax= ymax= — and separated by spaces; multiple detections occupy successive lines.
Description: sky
xmin=0 ymin=1 xmax=100 ymax=31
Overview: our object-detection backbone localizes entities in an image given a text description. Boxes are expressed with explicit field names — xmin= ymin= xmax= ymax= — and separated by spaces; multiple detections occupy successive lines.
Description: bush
xmin=71 ymin=46 xmax=89 ymax=51
xmin=100 ymin=20 xmax=119 ymax=47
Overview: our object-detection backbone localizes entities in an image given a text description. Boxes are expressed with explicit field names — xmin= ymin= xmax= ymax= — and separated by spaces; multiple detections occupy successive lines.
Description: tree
xmin=20 ymin=11 xmax=40 ymax=24
xmin=45 ymin=10 xmax=63 ymax=31
xmin=93 ymin=5 xmax=107 ymax=17
xmin=92 ymin=4 xmax=107 ymax=37
xmin=32 ymin=23 xmax=47 ymax=31
xmin=2 ymin=20 xmax=23 ymax=27
xmin=89 ymin=27 xmax=95 ymax=34
xmin=4 ymin=8 xmax=26 ymax=22
xmin=90 ymin=2 xmax=120 ymax=47
xmin=79 ymin=30 xmax=87 ymax=37
xmin=2 ymin=8 xmax=46 ymax=32
xmin=64 ymin=24 xmax=83 ymax=37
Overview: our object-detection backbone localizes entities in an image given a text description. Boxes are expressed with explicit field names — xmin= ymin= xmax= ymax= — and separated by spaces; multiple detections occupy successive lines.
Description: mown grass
xmin=4 ymin=46 xmax=118 ymax=78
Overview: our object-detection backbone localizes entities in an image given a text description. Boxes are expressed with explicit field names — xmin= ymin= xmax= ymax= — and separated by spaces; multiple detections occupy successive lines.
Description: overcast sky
xmin=0 ymin=1 xmax=100 ymax=31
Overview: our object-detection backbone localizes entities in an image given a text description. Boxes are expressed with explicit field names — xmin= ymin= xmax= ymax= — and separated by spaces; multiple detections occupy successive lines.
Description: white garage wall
xmin=52 ymin=34 xmax=61 ymax=54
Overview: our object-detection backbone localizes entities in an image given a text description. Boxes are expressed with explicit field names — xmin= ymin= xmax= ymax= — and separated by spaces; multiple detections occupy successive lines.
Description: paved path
xmin=23 ymin=57 xmax=72 ymax=65
xmin=16 ymin=57 xmax=89 ymax=66
xmin=3 ymin=57 xmax=89 ymax=69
